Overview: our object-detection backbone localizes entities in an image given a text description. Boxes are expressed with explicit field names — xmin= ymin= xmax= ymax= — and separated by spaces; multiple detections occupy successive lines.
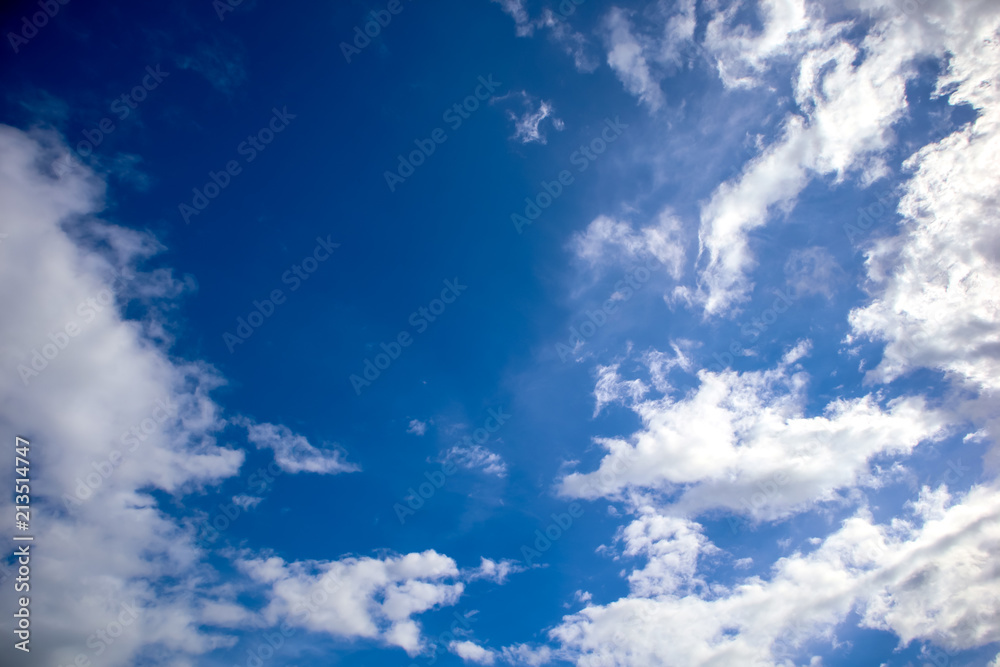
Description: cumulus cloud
xmin=695 ymin=19 xmax=913 ymax=313
xmin=643 ymin=343 xmax=695 ymax=393
xmin=550 ymin=483 xmax=1000 ymax=665
xmin=563 ymin=344 xmax=949 ymax=520
xmin=694 ymin=0 xmax=1000 ymax=315
xmin=450 ymin=639 xmax=498 ymax=664
xmin=848 ymin=19 xmax=1000 ymax=397
xmin=237 ymin=418 xmax=360 ymax=475
xmin=0 ymin=125 xmax=248 ymax=666
xmin=239 ymin=550 xmax=465 ymax=656
xmin=618 ymin=512 xmax=717 ymax=597
xmin=0 ymin=124 xmax=479 ymax=667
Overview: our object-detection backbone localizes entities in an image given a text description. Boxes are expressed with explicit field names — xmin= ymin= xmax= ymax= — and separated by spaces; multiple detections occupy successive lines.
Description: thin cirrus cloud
xmin=236 ymin=417 xmax=360 ymax=475
xmin=489 ymin=0 xmax=598 ymax=71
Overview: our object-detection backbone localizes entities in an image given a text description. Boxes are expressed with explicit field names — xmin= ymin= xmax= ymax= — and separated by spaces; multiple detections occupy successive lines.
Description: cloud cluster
xmin=551 ymin=483 xmax=1000 ymax=665
xmin=239 ymin=550 xmax=466 ymax=656
xmin=562 ymin=345 xmax=948 ymax=522
xmin=0 ymin=125 xmax=485 ymax=665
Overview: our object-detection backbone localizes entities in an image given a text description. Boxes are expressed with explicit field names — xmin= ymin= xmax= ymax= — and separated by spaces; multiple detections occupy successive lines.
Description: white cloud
xmin=563 ymin=346 xmax=948 ymax=521
xmin=237 ymin=418 xmax=359 ymax=475
xmin=0 ymin=125 xmax=248 ymax=666
xmin=467 ymin=558 xmax=525 ymax=584
xmin=232 ymin=494 xmax=262 ymax=510
xmin=450 ymin=639 xmax=497 ymax=664
xmin=490 ymin=0 xmax=533 ymax=36
xmin=597 ymin=0 xmax=701 ymax=110
xmin=573 ymin=209 xmax=687 ymax=281
xmin=442 ymin=444 xmax=509 ymax=477
xmin=603 ymin=7 xmax=666 ymax=111
xmin=643 ymin=343 xmax=695 ymax=393
xmin=593 ymin=363 xmax=649 ymax=417
xmin=848 ymin=19 xmax=1000 ymax=397
xmin=619 ymin=512 xmax=717 ymax=597
xmin=509 ymin=99 xmax=563 ymax=144
xmin=696 ymin=0 xmax=1000 ymax=315
xmin=500 ymin=643 xmax=554 ymax=665
xmin=704 ymin=0 xmax=813 ymax=88
xmin=408 ymin=418 xmax=428 ymax=436
xmin=592 ymin=0 xmax=1000 ymax=318
xmin=239 ymin=550 xmax=465 ymax=657
xmin=540 ymin=8 xmax=598 ymax=72
xmin=550 ymin=483 xmax=1000 ymax=665
xmin=491 ymin=0 xmax=597 ymax=71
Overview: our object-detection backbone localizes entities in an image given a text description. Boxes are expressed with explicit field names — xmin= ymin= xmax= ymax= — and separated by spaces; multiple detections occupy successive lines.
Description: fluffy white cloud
xmin=239 ymin=550 xmax=464 ymax=656
xmin=696 ymin=0 xmax=1000 ymax=314
xmin=581 ymin=0 xmax=1000 ymax=316
xmin=848 ymin=14 xmax=1000 ymax=395
xmin=450 ymin=641 xmax=555 ymax=666
xmin=0 ymin=124 xmax=476 ymax=667
xmin=697 ymin=25 xmax=912 ymax=312
xmin=550 ymin=483 xmax=1000 ymax=665
xmin=0 ymin=125 xmax=248 ymax=666
xmin=562 ymin=344 xmax=949 ymax=521
xmin=704 ymin=0 xmax=813 ymax=88
xmin=408 ymin=418 xmax=429 ymax=435
xmin=450 ymin=639 xmax=498 ymax=664
xmin=618 ymin=512 xmax=716 ymax=597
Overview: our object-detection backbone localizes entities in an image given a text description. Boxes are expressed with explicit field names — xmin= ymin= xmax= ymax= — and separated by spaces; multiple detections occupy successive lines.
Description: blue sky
xmin=1 ymin=0 xmax=1000 ymax=665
